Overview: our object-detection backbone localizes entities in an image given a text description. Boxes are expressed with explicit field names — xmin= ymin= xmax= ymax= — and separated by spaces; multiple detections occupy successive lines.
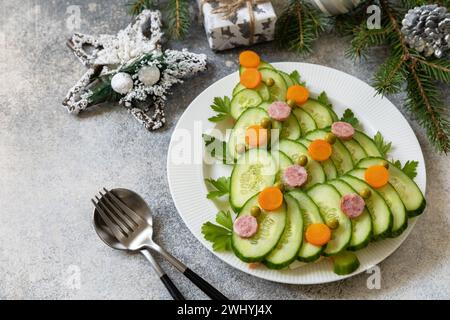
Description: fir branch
xmin=128 ymin=0 xmax=155 ymax=16
xmin=373 ymin=52 xmax=407 ymax=95
xmin=345 ymin=23 xmax=391 ymax=59
xmin=275 ymin=0 xmax=329 ymax=54
xmin=335 ymin=1 xmax=373 ymax=36
xmin=406 ymin=63 xmax=450 ymax=153
xmin=416 ymin=58 xmax=450 ymax=85
xmin=378 ymin=0 xmax=450 ymax=153
xmin=166 ymin=0 xmax=190 ymax=40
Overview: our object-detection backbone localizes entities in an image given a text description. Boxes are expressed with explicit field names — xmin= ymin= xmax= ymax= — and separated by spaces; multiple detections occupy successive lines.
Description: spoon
xmin=93 ymin=188 xmax=184 ymax=300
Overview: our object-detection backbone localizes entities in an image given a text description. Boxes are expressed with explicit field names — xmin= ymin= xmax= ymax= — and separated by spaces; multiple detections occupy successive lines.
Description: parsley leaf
xmin=205 ymin=176 xmax=230 ymax=199
xmin=208 ymin=96 xmax=232 ymax=122
xmin=215 ymin=210 xmax=233 ymax=229
xmin=317 ymin=91 xmax=333 ymax=109
xmin=340 ymin=108 xmax=359 ymax=127
xmin=373 ymin=132 xmax=392 ymax=157
xmin=392 ymin=160 xmax=419 ymax=179
xmin=201 ymin=210 xmax=233 ymax=251
xmin=203 ymin=134 xmax=230 ymax=164
xmin=289 ymin=70 xmax=306 ymax=86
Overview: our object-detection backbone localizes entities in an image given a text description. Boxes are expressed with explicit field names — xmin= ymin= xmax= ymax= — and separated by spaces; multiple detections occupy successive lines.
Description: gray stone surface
xmin=0 ymin=0 xmax=449 ymax=300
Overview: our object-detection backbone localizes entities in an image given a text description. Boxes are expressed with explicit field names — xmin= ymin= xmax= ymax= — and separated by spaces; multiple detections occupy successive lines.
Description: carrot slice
xmin=364 ymin=165 xmax=389 ymax=188
xmin=305 ymin=223 xmax=331 ymax=246
xmin=286 ymin=85 xmax=309 ymax=105
xmin=258 ymin=187 xmax=283 ymax=211
xmin=239 ymin=50 xmax=260 ymax=68
xmin=245 ymin=125 xmax=268 ymax=148
xmin=240 ymin=68 xmax=262 ymax=89
xmin=308 ymin=139 xmax=332 ymax=161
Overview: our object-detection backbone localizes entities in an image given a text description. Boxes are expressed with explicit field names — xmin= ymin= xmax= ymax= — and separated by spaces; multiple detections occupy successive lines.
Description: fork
xmin=92 ymin=188 xmax=228 ymax=300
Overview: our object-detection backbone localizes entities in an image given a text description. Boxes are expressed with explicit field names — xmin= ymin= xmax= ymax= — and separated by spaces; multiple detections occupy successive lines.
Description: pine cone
xmin=401 ymin=4 xmax=450 ymax=58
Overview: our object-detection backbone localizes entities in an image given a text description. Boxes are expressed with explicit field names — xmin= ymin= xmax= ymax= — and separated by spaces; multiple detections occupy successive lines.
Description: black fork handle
xmin=160 ymin=274 xmax=185 ymax=300
xmin=183 ymin=268 xmax=228 ymax=300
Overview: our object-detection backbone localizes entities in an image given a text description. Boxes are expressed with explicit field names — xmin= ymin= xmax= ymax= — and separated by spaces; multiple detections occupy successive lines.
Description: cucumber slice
xmin=228 ymin=107 xmax=269 ymax=161
xmin=229 ymin=148 xmax=277 ymax=211
xmin=305 ymin=129 xmax=354 ymax=175
xmin=232 ymin=195 xmax=287 ymax=262
xmin=257 ymin=101 xmax=271 ymax=111
xmin=339 ymin=175 xmax=393 ymax=239
xmin=298 ymin=139 xmax=337 ymax=180
xmin=272 ymin=150 xmax=293 ymax=182
xmin=333 ymin=252 xmax=360 ymax=275
xmin=230 ymin=89 xmax=263 ymax=119
xmin=277 ymin=139 xmax=326 ymax=188
xmin=292 ymin=108 xmax=317 ymax=135
xmin=353 ymin=131 xmax=383 ymax=157
xmin=328 ymin=179 xmax=372 ymax=251
xmin=301 ymin=99 xmax=338 ymax=129
xmin=258 ymin=84 xmax=271 ymax=101
xmin=279 ymin=71 xmax=294 ymax=87
xmin=259 ymin=68 xmax=287 ymax=102
xmin=281 ymin=115 xmax=301 ymax=140
xmin=239 ymin=60 xmax=274 ymax=75
xmin=232 ymin=83 xmax=270 ymax=101
xmin=264 ymin=194 xmax=303 ymax=269
xmin=307 ymin=184 xmax=352 ymax=256
xmin=357 ymin=157 xmax=426 ymax=217
xmin=297 ymin=138 xmax=310 ymax=146
xmin=232 ymin=83 xmax=245 ymax=96
xmin=341 ymin=139 xmax=368 ymax=163
xmin=289 ymin=190 xmax=324 ymax=262
xmin=348 ymin=168 xmax=407 ymax=237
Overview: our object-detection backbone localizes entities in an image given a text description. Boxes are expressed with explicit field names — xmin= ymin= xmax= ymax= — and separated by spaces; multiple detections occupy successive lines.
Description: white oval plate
xmin=167 ymin=62 xmax=426 ymax=284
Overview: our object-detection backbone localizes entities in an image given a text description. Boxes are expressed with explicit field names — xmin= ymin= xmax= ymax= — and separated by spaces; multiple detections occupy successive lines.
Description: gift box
xmin=198 ymin=0 xmax=277 ymax=51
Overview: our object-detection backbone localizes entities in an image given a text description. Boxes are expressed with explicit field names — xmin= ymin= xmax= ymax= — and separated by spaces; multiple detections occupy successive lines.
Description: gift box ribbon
xmin=200 ymin=0 xmax=266 ymax=45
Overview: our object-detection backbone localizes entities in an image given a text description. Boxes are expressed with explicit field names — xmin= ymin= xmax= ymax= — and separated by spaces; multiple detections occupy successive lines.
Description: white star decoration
xmin=63 ymin=10 xmax=207 ymax=130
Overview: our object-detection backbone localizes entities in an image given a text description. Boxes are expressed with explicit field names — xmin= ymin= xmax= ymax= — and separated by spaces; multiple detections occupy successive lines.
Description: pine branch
xmin=275 ymin=0 xmax=329 ymax=54
xmin=166 ymin=0 xmax=191 ymax=40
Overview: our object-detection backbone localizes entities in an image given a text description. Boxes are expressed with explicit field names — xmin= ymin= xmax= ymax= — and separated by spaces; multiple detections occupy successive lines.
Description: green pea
xmin=359 ymin=188 xmax=372 ymax=199
xmin=325 ymin=132 xmax=337 ymax=145
xmin=297 ymin=155 xmax=308 ymax=167
xmin=265 ymin=77 xmax=275 ymax=87
xmin=327 ymin=218 xmax=339 ymax=230
xmin=261 ymin=118 xmax=271 ymax=129
xmin=287 ymin=99 xmax=296 ymax=108
xmin=250 ymin=206 xmax=261 ymax=217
